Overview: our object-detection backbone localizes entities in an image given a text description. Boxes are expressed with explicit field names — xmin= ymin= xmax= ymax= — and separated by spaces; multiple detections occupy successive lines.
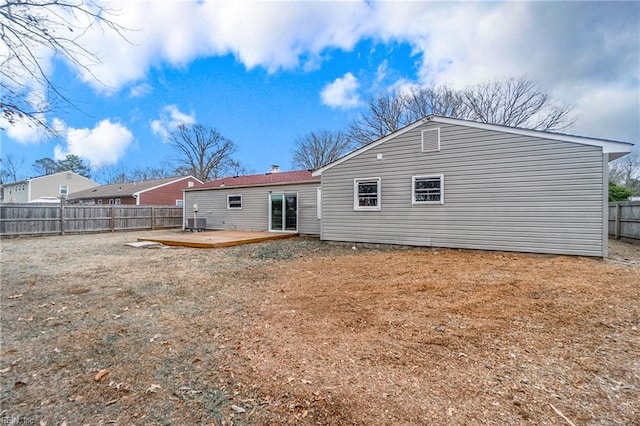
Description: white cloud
xmin=366 ymin=1 xmax=638 ymax=142
xmin=129 ymin=82 xmax=153 ymax=98
xmin=320 ymin=73 xmax=362 ymax=109
xmin=556 ymin=83 xmax=640 ymax=143
xmin=4 ymin=1 xmax=636 ymax=145
xmin=70 ymin=1 xmax=372 ymax=91
xmin=54 ymin=119 xmax=134 ymax=168
xmin=150 ymin=105 xmax=196 ymax=141
xmin=0 ymin=116 xmax=46 ymax=144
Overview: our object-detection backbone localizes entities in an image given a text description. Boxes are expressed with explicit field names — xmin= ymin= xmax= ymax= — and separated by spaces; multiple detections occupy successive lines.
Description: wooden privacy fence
xmin=609 ymin=201 xmax=640 ymax=241
xmin=0 ymin=204 xmax=183 ymax=237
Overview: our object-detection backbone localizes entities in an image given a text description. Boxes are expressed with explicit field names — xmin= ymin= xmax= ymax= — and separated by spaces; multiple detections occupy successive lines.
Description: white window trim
xmin=59 ymin=184 xmax=69 ymax=195
xmin=421 ymin=128 xmax=441 ymax=153
xmin=353 ymin=177 xmax=381 ymax=211
xmin=227 ymin=194 xmax=242 ymax=209
xmin=412 ymin=174 xmax=444 ymax=205
xmin=316 ymin=187 xmax=322 ymax=219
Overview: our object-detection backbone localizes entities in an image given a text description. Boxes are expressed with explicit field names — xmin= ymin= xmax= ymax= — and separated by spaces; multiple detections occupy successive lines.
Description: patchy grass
xmin=1 ymin=232 xmax=639 ymax=425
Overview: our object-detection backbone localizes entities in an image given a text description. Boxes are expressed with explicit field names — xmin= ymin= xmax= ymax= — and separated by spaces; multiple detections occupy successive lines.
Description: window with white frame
xmin=176 ymin=199 xmax=184 ymax=207
xmin=421 ymin=128 xmax=440 ymax=152
xmin=412 ymin=175 xmax=444 ymax=204
xmin=354 ymin=178 xmax=381 ymax=210
xmin=59 ymin=185 xmax=69 ymax=196
xmin=227 ymin=194 xmax=242 ymax=209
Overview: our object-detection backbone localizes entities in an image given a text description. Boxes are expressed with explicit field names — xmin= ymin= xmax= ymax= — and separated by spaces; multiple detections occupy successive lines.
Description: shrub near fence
xmin=608 ymin=201 xmax=640 ymax=241
xmin=0 ymin=204 xmax=183 ymax=237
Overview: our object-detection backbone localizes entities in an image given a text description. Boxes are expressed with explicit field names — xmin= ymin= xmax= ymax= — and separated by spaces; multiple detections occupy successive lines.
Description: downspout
xmin=27 ymin=180 xmax=32 ymax=202
xmin=182 ymin=189 xmax=186 ymax=230
xmin=132 ymin=192 xmax=140 ymax=206
xmin=602 ymin=153 xmax=609 ymax=258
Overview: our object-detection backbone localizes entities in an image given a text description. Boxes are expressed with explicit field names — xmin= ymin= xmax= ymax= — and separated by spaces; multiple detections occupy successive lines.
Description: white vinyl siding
xmin=227 ymin=194 xmax=242 ymax=209
xmin=354 ymin=178 xmax=381 ymax=211
xmin=422 ymin=128 xmax=440 ymax=152
xmin=412 ymin=175 xmax=444 ymax=204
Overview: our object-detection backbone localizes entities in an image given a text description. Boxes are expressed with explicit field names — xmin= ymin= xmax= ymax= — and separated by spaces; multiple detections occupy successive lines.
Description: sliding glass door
xmin=269 ymin=193 xmax=297 ymax=231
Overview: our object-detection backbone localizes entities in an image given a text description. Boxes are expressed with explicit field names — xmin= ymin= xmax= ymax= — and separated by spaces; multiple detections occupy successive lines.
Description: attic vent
xmin=421 ymin=128 xmax=440 ymax=153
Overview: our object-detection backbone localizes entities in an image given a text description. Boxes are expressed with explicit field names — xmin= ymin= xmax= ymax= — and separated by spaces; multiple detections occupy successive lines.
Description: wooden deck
xmin=137 ymin=230 xmax=298 ymax=248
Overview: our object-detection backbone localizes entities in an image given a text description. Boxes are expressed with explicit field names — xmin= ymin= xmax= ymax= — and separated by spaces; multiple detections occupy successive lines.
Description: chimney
xmin=268 ymin=165 xmax=280 ymax=174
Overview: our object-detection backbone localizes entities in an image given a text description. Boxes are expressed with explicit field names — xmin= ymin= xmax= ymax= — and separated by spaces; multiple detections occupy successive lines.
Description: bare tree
xmin=349 ymin=77 xmax=574 ymax=146
xmin=609 ymin=150 xmax=640 ymax=193
xmin=227 ymin=159 xmax=248 ymax=177
xmin=91 ymin=165 xmax=130 ymax=184
xmin=349 ymin=93 xmax=408 ymax=146
xmin=292 ymin=130 xmax=354 ymax=170
xmin=404 ymin=85 xmax=466 ymax=122
xmin=0 ymin=0 xmax=126 ymax=133
xmin=349 ymin=86 xmax=468 ymax=146
xmin=130 ymin=166 xmax=175 ymax=182
xmin=0 ymin=153 xmax=26 ymax=183
xmin=461 ymin=77 xmax=574 ymax=131
xmin=168 ymin=124 xmax=239 ymax=182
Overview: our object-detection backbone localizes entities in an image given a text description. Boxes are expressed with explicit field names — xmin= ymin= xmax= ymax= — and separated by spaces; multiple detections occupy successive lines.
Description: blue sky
xmin=2 ymin=1 xmax=639 ymax=181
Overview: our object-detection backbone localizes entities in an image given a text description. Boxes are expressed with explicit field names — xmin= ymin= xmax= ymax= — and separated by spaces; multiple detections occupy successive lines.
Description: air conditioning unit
xmin=186 ymin=218 xmax=206 ymax=232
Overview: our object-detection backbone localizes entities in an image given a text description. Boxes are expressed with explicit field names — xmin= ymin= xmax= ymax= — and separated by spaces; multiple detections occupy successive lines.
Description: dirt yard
xmin=1 ymin=231 xmax=638 ymax=425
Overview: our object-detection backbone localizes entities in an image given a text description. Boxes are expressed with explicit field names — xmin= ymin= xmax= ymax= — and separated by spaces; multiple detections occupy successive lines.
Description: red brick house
xmin=67 ymin=176 xmax=203 ymax=206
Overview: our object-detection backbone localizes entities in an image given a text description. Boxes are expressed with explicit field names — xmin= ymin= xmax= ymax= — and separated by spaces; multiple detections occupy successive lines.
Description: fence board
xmin=608 ymin=201 xmax=640 ymax=241
xmin=0 ymin=204 xmax=183 ymax=237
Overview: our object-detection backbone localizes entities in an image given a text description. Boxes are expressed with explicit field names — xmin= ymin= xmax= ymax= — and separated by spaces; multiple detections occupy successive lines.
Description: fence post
xmin=151 ymin=206 xmax=155 ymax=230
xmin=110 ymin=205 xmax=115 ymax=232
xmin=60 ymin=202 xmax=65 ymax=235
xmin=615 ymin=203 xmax=621 ymax=240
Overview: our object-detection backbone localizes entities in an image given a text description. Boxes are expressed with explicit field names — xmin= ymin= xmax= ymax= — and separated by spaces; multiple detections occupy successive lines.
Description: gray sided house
xmin=183 ymin=170 xmax=321 ymax=234
xmin=313 ymin=116 xmax=633 ymax=257
xmin=1 ymin=171 xmax=98 ymax=203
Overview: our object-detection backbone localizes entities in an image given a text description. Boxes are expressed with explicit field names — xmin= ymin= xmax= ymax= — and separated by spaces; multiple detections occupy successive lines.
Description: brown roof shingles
xmin=198 ymin=170 xmax=319 ymax=189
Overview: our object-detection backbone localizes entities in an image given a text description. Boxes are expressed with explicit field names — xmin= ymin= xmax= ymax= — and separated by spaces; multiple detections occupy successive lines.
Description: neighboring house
xmin=1 ymin=171 xmax=98 ymax=203
xmin=313 ymin=116 xmax=633 ymax=257
xmin=67 ymin=176 xmax=203 ymax=206
xmin=184 ymin=168 xmax=320 ymax=234
xmin=183 ymin=116 xmax=633 ymax=257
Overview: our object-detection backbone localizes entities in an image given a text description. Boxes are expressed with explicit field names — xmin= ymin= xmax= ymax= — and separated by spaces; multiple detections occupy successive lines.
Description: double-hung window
xmin=354 ymin=178 xmax=381 ymax=210
xmin=412 ymin=175 xmax=444 ymax=204
xmin=227 ymin=194 xmax=242 ymax=209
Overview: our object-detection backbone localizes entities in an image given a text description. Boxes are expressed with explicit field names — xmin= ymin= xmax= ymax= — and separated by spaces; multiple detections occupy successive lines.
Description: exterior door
xmin=269 ymin=193 xmax=297 ymax=231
